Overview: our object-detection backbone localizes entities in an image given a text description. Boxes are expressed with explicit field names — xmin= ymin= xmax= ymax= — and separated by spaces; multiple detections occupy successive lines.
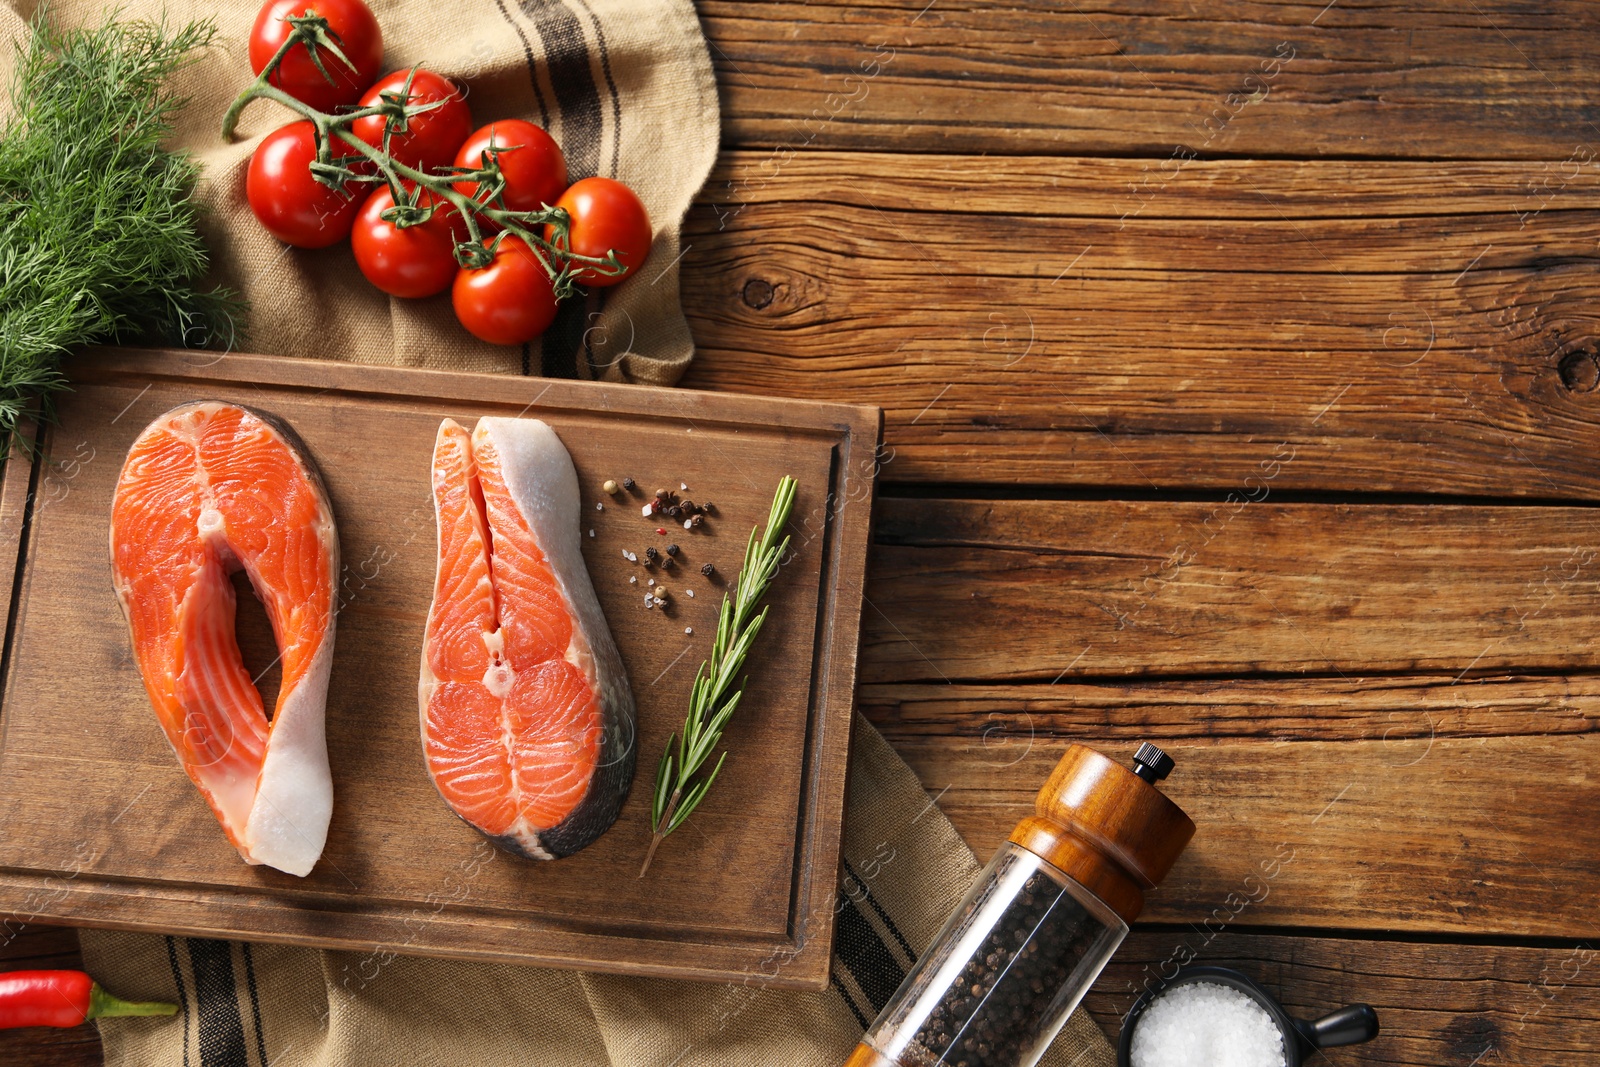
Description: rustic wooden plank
xmin=891 ymin=734 xmax=1600 ymax=939
xmin=682 ymin=154 xmax=1600 ymax=495
xmin=1088 ymin=931 xmax=1600 ymax=1065
xmin=861 ymin=498 xmax=1600 ymax=683
xmin=702 ymin=0 xmax=1600 ymax=159
xmin=698 ymin=154 xmax=1600 ymax=220
xmin=861 ymin=673 xmax=1600 ymax=744
xmin=0 ymin=924 xmax=100 ymax=1067
xmin=866 ymin=675 xmax=1600 ymax=940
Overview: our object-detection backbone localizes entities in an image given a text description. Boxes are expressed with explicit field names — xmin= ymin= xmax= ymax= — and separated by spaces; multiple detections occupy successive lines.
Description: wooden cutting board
xmin=0 ymin=347 xmax=879 ymax=990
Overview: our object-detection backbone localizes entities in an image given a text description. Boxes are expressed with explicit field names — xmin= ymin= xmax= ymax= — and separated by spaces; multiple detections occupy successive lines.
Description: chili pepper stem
xmin=87 ymin=983 xmax=177 ymax=1020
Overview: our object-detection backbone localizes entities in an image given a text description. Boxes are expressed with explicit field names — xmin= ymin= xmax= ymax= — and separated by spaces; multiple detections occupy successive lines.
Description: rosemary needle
xmin=639 ymin=475 xmax=797 ymax=878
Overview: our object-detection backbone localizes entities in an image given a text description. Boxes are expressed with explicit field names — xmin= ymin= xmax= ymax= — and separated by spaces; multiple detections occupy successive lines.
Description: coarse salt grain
xmin=1129 ymin=982 xmax=1286 ymax=1067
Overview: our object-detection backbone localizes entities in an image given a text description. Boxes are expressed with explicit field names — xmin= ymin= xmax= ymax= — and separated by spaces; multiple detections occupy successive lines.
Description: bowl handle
xmin=1302 ymin=1003 xmax=1380 ymax=1049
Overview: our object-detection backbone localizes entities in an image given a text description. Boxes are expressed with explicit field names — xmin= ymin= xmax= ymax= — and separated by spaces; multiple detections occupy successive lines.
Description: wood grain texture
xmin=864 ymin=676 xmax=1600 ymax=939
xmin=702 ymin=1 xmax=1600 ymax=159
xmin=0 ymin=349 xmax=879 ymax=991
xmin=861 ymin=672 xmax=1600 ymax=743
xmin=861 ymin=672 xmax=1600 ymax=940
xmin=891 ymin=734 xmax=1600 ymax=939
xmin=681 ymin=153 xmax=1600 ymax=494
xmin=860 ymin=497 xmax=1600 ymax=683
xmin=0 ymin=926 xmax=100 ymax=1067
xmin=18 ymin=3 xmax=1600 ymax=1061
xmin=1089 ymin=931 xmax=1600 ymax=1065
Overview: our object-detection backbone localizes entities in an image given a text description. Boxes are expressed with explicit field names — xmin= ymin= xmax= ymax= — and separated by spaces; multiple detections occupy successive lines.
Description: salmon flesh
xmin=420 ymin=417 xmax=635 ymax=859
xmin=109 ymin=402 xmax=338 ymax=877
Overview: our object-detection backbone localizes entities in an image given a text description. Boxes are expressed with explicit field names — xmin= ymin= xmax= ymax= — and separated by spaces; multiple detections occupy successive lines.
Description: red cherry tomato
xmin=546 ymin=177 xmax=651 ymax=287
xmin=351 ymin=70 xmax=472 ymax=174
xmin=249 ymin=0 xmax=383 ymax=113
xmin=246 ymin=121 xmax=365 ymax=248
xmin=452 ymin=238 xmax=559 ymax=345
xmin=352 ymin=185 xmax=468 ymax=299
xmin=452 ymin=120 xmax=568 ymax=215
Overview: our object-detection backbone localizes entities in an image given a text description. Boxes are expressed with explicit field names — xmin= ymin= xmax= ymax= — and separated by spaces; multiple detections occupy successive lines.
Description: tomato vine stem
xmin=222 ymin=17 xmax=625 ymax=297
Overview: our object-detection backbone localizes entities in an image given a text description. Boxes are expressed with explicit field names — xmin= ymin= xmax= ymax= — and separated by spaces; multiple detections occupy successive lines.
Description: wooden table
xmin=9 ymin=2 xmax=1600 ymax=1063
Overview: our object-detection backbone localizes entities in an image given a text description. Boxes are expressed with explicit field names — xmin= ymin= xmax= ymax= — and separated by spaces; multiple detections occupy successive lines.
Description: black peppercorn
xmin=898 ymin=859 xmax=1109 ymax=1064
xmin=665 ymin=543 xmax=679 ymax=556
xmin=701 ymin=563 xmax=715 ymax=577
xmin=644 ymin=546 xmax=659 ymax=562
xmin=621 ymin=477 xmax=635 ymax=491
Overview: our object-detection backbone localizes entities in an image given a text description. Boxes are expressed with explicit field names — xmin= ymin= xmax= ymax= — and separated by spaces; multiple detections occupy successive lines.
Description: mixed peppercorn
xmin=600 ymin=476 xmax=720 ymax=614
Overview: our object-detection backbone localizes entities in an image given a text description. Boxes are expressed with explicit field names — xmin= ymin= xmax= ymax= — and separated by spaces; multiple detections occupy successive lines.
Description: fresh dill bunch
xmin=0 ymin=14 xmax=241 ymax=441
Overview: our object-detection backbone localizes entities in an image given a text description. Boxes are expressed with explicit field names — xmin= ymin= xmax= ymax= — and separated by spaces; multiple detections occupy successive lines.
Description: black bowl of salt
xmin=1116 ymin=965 xmax=1378 ymax=1067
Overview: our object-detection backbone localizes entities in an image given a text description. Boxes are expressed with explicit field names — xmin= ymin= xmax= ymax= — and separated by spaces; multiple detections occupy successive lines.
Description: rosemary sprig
xmin=639 ymin=475 xmax=798 ymax=878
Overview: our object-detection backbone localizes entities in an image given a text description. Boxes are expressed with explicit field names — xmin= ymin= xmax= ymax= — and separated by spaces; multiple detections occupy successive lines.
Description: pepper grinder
xmin=844 ymin=742 xmax=1196 ymax=1067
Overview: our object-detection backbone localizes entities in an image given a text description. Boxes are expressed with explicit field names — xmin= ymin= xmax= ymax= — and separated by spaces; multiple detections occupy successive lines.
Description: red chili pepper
xmin=0 ymin=970 xmax=176 ymax=1029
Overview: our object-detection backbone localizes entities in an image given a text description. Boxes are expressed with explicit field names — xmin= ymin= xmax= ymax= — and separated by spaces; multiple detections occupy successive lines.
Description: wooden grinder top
xmin=1007 ymin=742 xmax=1195 ymax=925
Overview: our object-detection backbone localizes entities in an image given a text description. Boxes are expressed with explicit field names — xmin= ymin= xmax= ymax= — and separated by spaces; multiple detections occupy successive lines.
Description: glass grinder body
xmin=843 ymin=742 xmax=1196 ymax=1067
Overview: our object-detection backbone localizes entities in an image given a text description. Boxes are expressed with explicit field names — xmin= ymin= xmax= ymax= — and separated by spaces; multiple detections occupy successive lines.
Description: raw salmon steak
xmin=110 ymin=402 xmax=338 ymax=877
xmin=420 ymin=417 xmax=635 ymax=859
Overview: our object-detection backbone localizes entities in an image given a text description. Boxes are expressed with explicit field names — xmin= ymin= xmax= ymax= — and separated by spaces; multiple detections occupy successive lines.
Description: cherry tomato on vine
xmin=351 ymin=70 xmax=472 ymax=174
xmin=545 ymin=177 xmax=651 ymax=287
xmin=452 ymin=120 xmax=568 ymax=215
xmin=249 ymin=0 xmax=383 ymax=113
xmin=452 ymin=238 xmax=559 ymax=345
xmin=247 ymin=121 xmax=365 ymax=248
xmin=352 ymin=185 xmax=468 ymax=299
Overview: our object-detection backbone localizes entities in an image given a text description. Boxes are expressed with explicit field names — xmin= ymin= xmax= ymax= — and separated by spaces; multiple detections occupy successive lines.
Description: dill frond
xmin=0 ymin=14 xmax=242 ymax=443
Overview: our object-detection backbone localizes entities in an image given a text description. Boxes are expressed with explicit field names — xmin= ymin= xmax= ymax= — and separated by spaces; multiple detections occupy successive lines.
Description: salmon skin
xmin=421 ymin=417 xmax=635 ymax=860
xmin=109 ymin=401 xmax=338 ymax=877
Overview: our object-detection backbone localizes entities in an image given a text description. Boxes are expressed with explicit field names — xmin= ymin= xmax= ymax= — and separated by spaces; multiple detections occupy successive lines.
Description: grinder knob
xmin=1131 ymin=742 xmax=1175 ymax=784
